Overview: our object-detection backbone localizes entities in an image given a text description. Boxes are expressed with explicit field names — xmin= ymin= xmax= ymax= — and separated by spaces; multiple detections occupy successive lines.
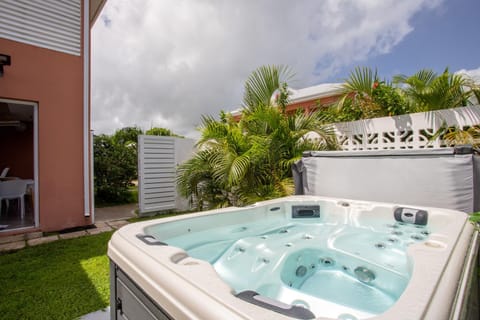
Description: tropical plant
xmin=335 ymin=67 xmax=409 ymax=120
xmin=177 ymin=65 xmax=337 ymax=210
xmin=432 ymin=124 xmax=480 ymax=148
xmin=242 ymin=65 xmax=294 ymax=113
xmin=371 ymin=82 xmax=410 ymax=116
xmin=176 ymin=147 xmax=229 ymax=210
xmin=393 ymin=68 xmax=472 ymax=111
xmin=393 ymin=69 xmax=480 ymax=147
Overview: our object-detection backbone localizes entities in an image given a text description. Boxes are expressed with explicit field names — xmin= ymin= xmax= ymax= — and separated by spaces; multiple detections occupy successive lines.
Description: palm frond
xmin=343 ymin=66 xmax=378 ymax=96
xmin=393 ymin=68 xmax=471 ymax=111
xmin=242 ymin=65 xmax=294 ymax=111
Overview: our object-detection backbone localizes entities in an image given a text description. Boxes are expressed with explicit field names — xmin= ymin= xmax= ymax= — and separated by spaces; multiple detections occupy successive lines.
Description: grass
xmin=0 ymin=209 xmax=191 ymax=320
xmin=0 ymin=232 xmax=113 ymax=320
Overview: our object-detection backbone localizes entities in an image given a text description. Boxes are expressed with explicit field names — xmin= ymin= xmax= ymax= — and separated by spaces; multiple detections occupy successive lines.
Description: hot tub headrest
xmin=394 ymin=207 xmax=428 ymax=225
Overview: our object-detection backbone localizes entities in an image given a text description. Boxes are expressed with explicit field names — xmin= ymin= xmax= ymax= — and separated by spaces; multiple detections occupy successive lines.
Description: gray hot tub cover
xmin=293 ymin=146 xmax=479 ymax=213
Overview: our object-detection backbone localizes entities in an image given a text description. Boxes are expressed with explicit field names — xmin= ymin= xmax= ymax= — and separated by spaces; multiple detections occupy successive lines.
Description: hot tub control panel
xmin=292 ymin=205 xmax=320 ymax=218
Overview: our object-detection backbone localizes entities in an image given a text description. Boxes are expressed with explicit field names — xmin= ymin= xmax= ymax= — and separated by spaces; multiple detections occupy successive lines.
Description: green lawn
xmin=0 ymin=232 xmax=113 ymax=320
xmin=0 ymin=210 xmax=191 ymax=320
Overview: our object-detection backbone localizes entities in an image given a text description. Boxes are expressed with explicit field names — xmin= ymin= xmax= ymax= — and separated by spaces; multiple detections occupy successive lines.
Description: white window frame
xmin=0 ymin=98 xmax=39 ymax=229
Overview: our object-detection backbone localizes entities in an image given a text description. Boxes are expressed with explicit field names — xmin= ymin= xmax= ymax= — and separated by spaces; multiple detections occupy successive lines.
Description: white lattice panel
xmin=332 ymin=106 xmax=480 ymax=151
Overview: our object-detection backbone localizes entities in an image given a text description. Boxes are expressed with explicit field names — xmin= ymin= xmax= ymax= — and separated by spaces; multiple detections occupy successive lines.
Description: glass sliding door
xmin=0 ymin=99 xmax=38 ymax=231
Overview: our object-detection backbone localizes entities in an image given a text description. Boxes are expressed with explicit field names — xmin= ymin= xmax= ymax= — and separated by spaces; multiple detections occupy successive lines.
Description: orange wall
xmin=0 ymin=38 xmax=91 ymax=231
xmin=287 ymin=94 xmax=343 ymax=114
xmin=232 ymin=94 xmax=344 ymax=121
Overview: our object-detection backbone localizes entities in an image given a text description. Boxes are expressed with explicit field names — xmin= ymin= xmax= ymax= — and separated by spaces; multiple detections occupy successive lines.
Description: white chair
xmin=0 ymin=180 xmax=28 ymax=219
xmin=0 ymin=167 xmax=9 ymax=178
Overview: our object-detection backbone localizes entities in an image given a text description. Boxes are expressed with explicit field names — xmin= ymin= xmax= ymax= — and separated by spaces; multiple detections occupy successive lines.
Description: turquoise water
xmin=146 ymin=211 xmax=429 ymax=318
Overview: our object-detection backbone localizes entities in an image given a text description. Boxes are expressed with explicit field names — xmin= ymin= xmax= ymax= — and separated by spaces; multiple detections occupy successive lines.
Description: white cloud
xmin=456 ymin=67 xmax=480 ymax=105
xmin=456 ymin=67 xmax=480 ymax=82
xmin=92 ymin=0 xmax=444 ymax=137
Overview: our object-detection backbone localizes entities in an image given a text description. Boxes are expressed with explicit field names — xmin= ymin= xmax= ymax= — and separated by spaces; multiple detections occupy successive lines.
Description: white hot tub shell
xmin=108 ymin=196 xmax=479 ymax=320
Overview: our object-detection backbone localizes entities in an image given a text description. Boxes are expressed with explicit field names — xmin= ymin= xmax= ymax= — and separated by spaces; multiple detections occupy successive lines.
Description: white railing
xmin=332 ymin=105 xmax=480 ymax=150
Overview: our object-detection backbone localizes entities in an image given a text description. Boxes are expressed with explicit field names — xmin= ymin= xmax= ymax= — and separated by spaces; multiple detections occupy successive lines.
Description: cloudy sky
xmin=91 ymin=0 xmax=480 ymax=138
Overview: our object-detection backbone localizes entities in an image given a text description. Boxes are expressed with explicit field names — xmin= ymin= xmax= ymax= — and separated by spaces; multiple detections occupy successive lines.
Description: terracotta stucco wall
xmin=0 ymin=38 xmax=91 ymax=231
xmin=287 ymin=94 xmax=343 ymax=114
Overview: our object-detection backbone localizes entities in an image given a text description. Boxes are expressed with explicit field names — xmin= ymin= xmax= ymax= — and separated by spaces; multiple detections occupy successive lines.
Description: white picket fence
xmin=331 ymin=105 xmax=480 ymax=150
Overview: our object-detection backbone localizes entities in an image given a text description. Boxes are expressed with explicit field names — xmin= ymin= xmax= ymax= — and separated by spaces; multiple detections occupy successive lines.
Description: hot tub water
xmin=146 ymin=206 xmax=430 ymax=318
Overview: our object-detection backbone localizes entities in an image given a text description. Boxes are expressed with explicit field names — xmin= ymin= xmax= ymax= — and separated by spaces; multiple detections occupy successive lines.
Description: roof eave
xmin=89 ymin=0 xmax=108 ymax=26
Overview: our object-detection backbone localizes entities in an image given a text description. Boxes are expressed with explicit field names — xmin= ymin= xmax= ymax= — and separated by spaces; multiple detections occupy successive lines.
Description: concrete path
xmin=94 ymin=203 xmax=137 ymax=222
xmin=79 ymin=307 xmax=110 ymax=320
xmin=0 ymin=203 xmax=138 ymax=253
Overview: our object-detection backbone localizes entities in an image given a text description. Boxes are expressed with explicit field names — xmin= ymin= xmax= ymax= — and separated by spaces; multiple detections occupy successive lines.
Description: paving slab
xmin=59 ymin=230 xmax=88 ymax=240
xmin=93 ymin=222 xmax=108 ymax=228
xmin=0 ymin=240 xmax=26 ymax=252
xmin=107 ymin=220 xmax=129 ymax=229
xmin=80 ymin=307 xmax=110 ymax=320
xmin=95 ymin=203 xmax=137 ymax=222
xmin=0 ymin=234 xmax=25 ymax=244
xmin=25 ymin=231 xmax=43 ymax=240
xmin=0 ymin=204 xmax=138 ymax=249
xmin=27 ymin=235 xmax=59 ymax=246
xmin=86 ymin=226 xmax=113 ymax=235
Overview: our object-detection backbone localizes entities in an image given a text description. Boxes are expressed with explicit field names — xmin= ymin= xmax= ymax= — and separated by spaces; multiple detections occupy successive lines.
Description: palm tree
xmin=176 ymin=148 xmax=226 ymax=210
xmin=393 ymin=68 xmax=472 ymax=111
xmin=393 ymin=69 xmax=480 ymax=148
xmin=177 ymin=65 xmax=337 ymax=210
xmin=241 ymin=105 xmax=337 ymax=180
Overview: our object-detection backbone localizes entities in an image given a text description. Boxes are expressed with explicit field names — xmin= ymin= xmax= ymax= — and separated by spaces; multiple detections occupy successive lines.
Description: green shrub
xmin=372 ymin=82 xmax=410 ymax=116
xmin=93 ymin=134 xmax=137 ymax=204
xmin=94 ymin=126 xmax=180 ymax=205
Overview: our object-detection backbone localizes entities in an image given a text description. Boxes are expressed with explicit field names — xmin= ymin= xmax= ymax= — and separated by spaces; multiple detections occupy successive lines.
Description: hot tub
xmin=108 ymin=196 xmax=479 ymax=320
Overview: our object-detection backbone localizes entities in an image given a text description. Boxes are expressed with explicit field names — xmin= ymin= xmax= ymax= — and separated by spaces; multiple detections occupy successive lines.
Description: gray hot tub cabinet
xmin=110 ymin=261 xmax=173 ymax=320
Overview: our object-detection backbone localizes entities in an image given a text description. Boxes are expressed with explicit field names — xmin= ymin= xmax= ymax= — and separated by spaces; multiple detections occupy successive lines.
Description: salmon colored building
xmin=231 ymin=83 xmax=344 ymax=121
xmin=0 ymin=0 xmax=107 ymax=235
xmin=285 ymin=83 xmax=343 ymax=114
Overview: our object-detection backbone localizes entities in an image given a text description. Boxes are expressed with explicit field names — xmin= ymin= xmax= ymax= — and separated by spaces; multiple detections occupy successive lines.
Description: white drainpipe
xmin=83 ymin=0 xmax=91 ymax=217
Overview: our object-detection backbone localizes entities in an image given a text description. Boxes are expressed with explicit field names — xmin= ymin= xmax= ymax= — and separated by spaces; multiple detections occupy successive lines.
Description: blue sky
xmin=92 ymin=0 xmax=480 ymax=137
xmin=332 ymin=0 xmax=480 ymax=82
